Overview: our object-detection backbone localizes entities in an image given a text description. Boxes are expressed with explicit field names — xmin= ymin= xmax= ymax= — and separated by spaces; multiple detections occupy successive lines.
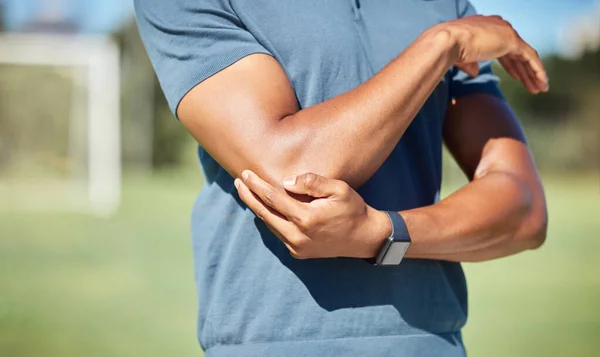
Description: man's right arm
xmin=176 ymin=18 xmax=546 ymax=189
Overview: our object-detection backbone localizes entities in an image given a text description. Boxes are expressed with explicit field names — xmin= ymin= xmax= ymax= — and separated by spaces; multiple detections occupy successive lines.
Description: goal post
xmin=0 ymin=34 xmax=121 ymax=216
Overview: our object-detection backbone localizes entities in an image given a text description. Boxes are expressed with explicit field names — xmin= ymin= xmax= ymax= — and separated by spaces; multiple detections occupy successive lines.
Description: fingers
xmin=234 ymin=178 xmax=295 ymax=239
xmin=520 ymin=47 xmax=548 ymax=92
xmin=514 ymin=59 xmax=539 ymax=94
xmin=235 ymin=178 xmax=311 ymax=259
xmin=500 ymin=54 xmax=549 ymax=94
xmin=498 ymin=57 xmax=520 ymax=80
xmin=282 ymin=172 xmax=349 ymax=198
xmin=501 ymin=38 xmax=548 ymax=93
xmin=521 ymin=45 xmax=547 ymax=86
xmin=240 ymin=170 xmax=305 ymax=221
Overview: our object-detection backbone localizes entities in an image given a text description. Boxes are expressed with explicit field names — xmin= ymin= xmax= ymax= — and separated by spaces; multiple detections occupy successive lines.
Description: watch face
xmin=380 ymin=241 xmax=411 ymax=265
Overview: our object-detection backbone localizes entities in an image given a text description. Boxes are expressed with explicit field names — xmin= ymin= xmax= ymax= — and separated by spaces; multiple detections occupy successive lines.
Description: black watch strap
xmin=366 ymin=211 xmax=411 ymax=266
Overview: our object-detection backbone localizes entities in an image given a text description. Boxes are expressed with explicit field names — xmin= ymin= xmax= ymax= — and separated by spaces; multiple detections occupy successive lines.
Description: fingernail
xmin=282 ymin=175 xmax=296 ymax=188
xmin=234 ymin=178 xmax=241 ymax=189
xmin=242 ymin=170 xmax=249 ymax=181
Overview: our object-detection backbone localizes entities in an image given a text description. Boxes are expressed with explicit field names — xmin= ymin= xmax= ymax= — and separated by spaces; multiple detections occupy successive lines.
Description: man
xmin=135 ymin=0 xmax=548 ymax=356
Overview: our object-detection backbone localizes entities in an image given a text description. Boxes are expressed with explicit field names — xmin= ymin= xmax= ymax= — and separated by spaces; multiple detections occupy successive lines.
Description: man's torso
xmin=192 ymin=1 xmax=469 ymax=356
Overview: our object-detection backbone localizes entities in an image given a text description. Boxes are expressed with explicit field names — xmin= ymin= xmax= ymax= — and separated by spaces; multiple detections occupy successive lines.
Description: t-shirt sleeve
xmin=134 ymin=0 xmax=272 ymax=116
xmin=449 ymin=0 xmax=504 ymax=100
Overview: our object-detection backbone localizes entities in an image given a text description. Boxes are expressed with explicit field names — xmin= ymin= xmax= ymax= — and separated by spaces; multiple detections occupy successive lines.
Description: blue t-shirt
xmin=135 ymin=1 xmax=503 ymax=356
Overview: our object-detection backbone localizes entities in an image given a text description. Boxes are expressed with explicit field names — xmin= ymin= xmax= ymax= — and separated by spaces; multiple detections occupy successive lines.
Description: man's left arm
xmin=402 ymin=93 xmax=547 ymax=262
xmin=231 ymin=93 xmax=548 ymax=261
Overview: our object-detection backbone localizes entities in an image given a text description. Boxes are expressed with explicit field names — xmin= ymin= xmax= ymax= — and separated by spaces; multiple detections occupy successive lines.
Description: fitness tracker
xmin=369 ymin=211 xmax=412 ymax=266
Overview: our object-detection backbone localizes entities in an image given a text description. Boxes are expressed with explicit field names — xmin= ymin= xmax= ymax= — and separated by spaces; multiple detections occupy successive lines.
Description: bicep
xmin=177 ymin=53 xmax=299 ymax=179
xmin=442 ymin=94 xmax=532 ymax=180
xmin=135 ymin=0 xmax=300 ymax=180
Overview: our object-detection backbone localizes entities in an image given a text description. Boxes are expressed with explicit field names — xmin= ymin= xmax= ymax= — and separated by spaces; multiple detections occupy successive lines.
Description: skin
xmin=178 ymin=15 xmax=549 ymax=261
xmin=178 ymin=15 xmax=547 ymax=190
xmin=235 ymin=93 xmax=548 ymax=261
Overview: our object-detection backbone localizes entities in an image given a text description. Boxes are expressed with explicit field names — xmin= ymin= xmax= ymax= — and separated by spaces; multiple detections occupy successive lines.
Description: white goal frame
xmin=0 ymin=34 xmax=121 ymax=216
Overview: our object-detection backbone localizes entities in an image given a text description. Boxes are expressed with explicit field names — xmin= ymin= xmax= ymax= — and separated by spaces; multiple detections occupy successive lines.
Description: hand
xmin=234 ymin=170 xmax=391 ymax=259
xmin=437 ymin=15 xmax=548 ymax=94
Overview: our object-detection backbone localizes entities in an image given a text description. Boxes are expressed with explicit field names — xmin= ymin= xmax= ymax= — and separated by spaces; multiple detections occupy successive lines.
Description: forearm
xmin=401 ymin=169 xmax=547 ymax=262
xmin=260 ymin=27 xmax=458 ymax=188
xmin=230 ymin=136 xmax=548 ymax=262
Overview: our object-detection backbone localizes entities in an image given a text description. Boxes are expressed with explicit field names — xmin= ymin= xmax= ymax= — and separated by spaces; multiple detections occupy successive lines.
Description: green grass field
xmin=1 ymin=171 xmax=599 ymax=357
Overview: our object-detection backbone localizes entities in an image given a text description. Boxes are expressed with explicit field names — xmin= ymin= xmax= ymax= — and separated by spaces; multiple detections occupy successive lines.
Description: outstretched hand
xmin=234 ymin=171 xmax=390 ymax=259
xmin=441 ymin=14 xmax=549 ymax=94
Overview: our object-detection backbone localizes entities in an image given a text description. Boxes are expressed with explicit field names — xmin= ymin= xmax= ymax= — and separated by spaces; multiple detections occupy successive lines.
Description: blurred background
xmin=0 ymin=0 xmax=598 ymax=356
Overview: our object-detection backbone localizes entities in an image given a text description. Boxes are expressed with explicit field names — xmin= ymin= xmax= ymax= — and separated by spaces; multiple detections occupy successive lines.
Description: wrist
xmin=359 ymin=207 xmax=393 ymax=259
xmin=422 ymin=23 xmax=461 ymax=66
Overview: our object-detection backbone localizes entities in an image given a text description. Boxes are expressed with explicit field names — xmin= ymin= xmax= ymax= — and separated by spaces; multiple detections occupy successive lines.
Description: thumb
xmin=282 ymin=172 xmax=344 ymax=198
xmin=455 ymin=63 xmax=480 ymax=78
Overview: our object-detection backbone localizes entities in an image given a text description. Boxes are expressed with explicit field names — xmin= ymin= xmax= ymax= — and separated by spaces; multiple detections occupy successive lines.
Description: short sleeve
xmin=449 ymin=0 xmax=504 ymax=100
xmin=134 ymin=0 xmax=272 ymax=116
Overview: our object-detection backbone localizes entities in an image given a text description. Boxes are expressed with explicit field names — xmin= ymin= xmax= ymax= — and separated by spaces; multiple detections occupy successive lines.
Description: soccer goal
xmin=0 ymin=34 xmax=121 ymax=216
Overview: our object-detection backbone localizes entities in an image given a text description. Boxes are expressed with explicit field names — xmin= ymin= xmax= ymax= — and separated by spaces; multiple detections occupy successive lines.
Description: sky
xmin=471 ymin=0 xmax=599 ymax=54
xmin=0 ymin=0 xmax=133 ymax=33
xmin=0 ymin=0 xmax=598 ymax=55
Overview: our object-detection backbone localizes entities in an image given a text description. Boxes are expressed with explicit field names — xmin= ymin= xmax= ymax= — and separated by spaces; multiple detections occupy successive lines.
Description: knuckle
xmin=290 ymin=213 xmax=303 ymax=226
xmin=292 ymin=236 xmax=307 ymax=248
xmin=510 ymin=31 xmax=522 ymax=49
xmin=489 ymin=15 xmax=504 ymax=23
xmin=288 ymin=238 xmax=301 ymax=250
xmin=286 ymin=244 xmax=301 ymax=259
xmin=303 ymin=173 xmax=319 ymax=192
xmin=290 ymin=251 xmax=307 ymax=260
xmin=290 ymin=239 xmax=310 ymax=259
xmin=264 ymin=190 xmax=277 ymax=206
xmin=296 ymin=216 xmax=310 ymax=230
xmin=297 ymin=212 xmax=316 ymax=231
xmin=255 ymin=207 xmax=267 ymax=220
xmin=336 ymin=181 xmax=351 ymax=196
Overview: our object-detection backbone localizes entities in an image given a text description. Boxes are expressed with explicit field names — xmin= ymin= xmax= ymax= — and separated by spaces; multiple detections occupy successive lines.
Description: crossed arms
xmin=177 ymin=16 xmax=548 ymax=262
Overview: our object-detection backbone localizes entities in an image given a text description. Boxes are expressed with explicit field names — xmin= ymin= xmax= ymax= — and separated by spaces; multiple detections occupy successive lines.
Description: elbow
xmin=242 ymin=128 xmax=307 ymax=187
xmin=256 ymin=137 xmax=347 ymax=189
xmin=248 ymin=151 xmax=318 ymax=190
xmin=520 ymin=201 xmax=548 ymax=250
xmin=257 ymin=156 xmax=344 ymax=191
xmin=526 ymin=213 xmax=547 ymax=250
xmin=249 ymin=116 xmax=364 ymax=188
xmin=503 ymin=173 xmax=548 ymax=251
